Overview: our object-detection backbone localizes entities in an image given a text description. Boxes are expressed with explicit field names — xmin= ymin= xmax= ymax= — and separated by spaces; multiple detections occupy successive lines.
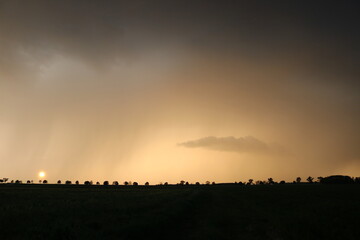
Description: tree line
xmin=1 ymin=175 xmax=359 ymax=186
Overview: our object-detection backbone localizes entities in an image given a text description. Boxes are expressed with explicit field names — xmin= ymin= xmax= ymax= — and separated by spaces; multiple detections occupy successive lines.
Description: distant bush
xmin=195 ymin=182 xmax=200 ymax=185
xmin=355 ymin=177 xmax=360 ymax=184
xmin=0 ymin=178 xmax=8 ymax=183
xmin=164 ymin=182 xmax=168 ymax=186
xmin=133 ymin=182 xmax=138 ymax=186
xmin=27 ymin=180 xmax=31 ymax=184
xmin=307 ymin=176 xmax=314 ymax=183
xmin=57 ymin=180 xmax=61 ymax=184
xmin=113 ymin=181 xmax=119 ymax=185
xmin=103 ymin=181 xmax=109 ymax=185
xmin=75 ymin=181 xmax=79 ymax=185
xmin=96 ymin=181 xmax=100 ymax=185
xmin=296 ymin=177 xmax=301 ymax=183
xmin=84 ymin=181 xmax=92 ymax=185
xmin=280 ymin=180 xmax=285 ymax=184
xmin=145 ymin=182 xmax=149 ymax=186
xmin=124 ymin=181 xmax=129 ymax=186
xmin=66 ymin=180 xmax=72 ymax=185
xmin=212 ymin=181 xmax=216 ymax=185
xmin=320 ymin=175 xmax=354 ymax=184
xmin=43 ymin=180 xmax=48 ymax=184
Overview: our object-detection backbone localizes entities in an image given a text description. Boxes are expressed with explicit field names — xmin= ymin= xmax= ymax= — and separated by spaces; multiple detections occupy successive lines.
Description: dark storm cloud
xmin=1 ymin=0 xmax=359 ymax=80
xmin=179 ymin=136 xmax=269 ymax=154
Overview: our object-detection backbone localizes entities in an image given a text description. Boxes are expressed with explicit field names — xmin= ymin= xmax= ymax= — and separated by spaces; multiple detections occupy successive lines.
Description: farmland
xmin=0 ymin=184 xmax=359 ymax=239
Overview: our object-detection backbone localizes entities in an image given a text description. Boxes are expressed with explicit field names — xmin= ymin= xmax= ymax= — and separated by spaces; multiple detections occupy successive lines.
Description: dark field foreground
xmin=0 ymin=184 xmax=359 ymax=240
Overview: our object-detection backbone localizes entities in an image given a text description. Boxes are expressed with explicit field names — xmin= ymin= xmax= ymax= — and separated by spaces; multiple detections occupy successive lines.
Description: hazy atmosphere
xmin=1 ymin=0 xmax=359 ymax=183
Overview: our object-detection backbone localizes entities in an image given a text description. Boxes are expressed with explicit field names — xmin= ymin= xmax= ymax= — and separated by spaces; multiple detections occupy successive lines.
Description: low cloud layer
xmin=179 ymin=136 xmax=269 ymax=154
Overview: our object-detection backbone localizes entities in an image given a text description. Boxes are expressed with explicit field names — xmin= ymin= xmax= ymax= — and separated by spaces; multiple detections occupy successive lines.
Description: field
xmin=0 ymin=184 xmax=359 ymax=240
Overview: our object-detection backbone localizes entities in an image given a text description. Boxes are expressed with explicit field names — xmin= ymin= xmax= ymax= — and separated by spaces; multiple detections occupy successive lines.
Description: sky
xmin=0 ymin=0 xmax=359 ymax=183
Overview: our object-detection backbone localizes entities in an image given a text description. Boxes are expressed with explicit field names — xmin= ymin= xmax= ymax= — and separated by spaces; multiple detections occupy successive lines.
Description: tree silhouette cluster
xmin=1 ymin=175 xmax=359 ymax=186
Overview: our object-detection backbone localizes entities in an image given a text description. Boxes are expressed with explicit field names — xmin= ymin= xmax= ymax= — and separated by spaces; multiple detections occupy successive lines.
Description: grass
xmin=0 ymin=184 xmax=359 ymax=239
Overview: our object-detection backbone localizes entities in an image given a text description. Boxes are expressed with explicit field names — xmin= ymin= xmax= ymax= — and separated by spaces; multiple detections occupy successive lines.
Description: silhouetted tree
xmin=39 ymin=180 xmax=42 ymax=184
xmin=179 ymin=180 xmax=185 ymax=185
xmin=238 ymin=181 xmax=244 ymax=185
xmin=280 ymin=180 xmax=285 ymax=184
xmin=26 ymin=180 xmax=31 ymax=184
xmin=96 ymin=181 xmax=100 ymax=185
xmin=212 ymin=181 xmax=216 ymax=185
xmin=185 ymin=181 xmax=189 ymax=185
xmin=43 ymin=180 xmax=48 ymax=184
xmin=75 ymin=181 xmax=79 ymax=185
xmin=268 ymin=178 xmax=274 ymax=184
xmin=124 ymin=181 xmax=129 ymax=186
xmin=306 ymin=176 xmax=314 ymax=183
xmin=57 ymin=180 xmax=61 ymax=184
xmin=66 ymin=180 xmax=72 ymax=185
xmin=133 ymin=182 xmax=138 ymax=186
xmin=321 ymin=175 xmax=354 ymax=184
xmin=164 ymin=182 xmax=169 ymax=186
xmin=84 ymin=181 xmax=91 ymax=185
xmin=205 ymin=181 xmax=210 ymax=185
xmin=247 ymin=179 xmax=254 ymax=185
xmin=103 ymin=181 xmax=109 ymax=185
xmin=145 ymin=182 xmax=149 ymax=186
xmin=195 ymin=182 xmax=200 ymax=185
xmin=296 ymin=177 xmax=301 ymax=183
xmin=15 ymin=180 xmax=22 ymax=184
xmin=113 ymin=181 xmax=119 ymax=185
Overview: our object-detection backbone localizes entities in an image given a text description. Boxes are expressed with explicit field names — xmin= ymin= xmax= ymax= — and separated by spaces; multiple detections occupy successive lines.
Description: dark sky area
xmin=0 ymin=0 xmax=359 ymax=182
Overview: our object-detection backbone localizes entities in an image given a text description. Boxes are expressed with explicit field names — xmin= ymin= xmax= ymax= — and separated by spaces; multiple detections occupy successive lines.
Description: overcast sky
xmin=0 ymin=0 xmax=359 ymax=183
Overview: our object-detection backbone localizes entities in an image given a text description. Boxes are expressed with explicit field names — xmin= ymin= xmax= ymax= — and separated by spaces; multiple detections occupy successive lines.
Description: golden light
xmin=39 ymin=171 xmax=46 ymax=178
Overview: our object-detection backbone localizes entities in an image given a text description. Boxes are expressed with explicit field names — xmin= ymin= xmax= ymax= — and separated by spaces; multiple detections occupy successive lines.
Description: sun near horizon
xmin=39 ymin=172 xmax=46 ymax=178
